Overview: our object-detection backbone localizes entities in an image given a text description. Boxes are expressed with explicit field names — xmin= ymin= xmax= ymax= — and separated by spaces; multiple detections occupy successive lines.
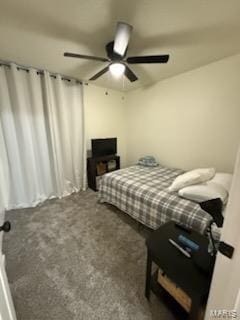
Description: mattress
xmin=98 ymin=165 xmax=215 ymax=235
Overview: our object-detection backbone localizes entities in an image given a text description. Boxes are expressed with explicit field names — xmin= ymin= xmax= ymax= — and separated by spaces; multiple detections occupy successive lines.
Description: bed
xmin=98 ymin=165 xmax=215 ymax=235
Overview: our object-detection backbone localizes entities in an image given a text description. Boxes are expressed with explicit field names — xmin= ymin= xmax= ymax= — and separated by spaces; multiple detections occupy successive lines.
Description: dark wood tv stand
xmin=87 ymin=154 xmax=120 ymax=191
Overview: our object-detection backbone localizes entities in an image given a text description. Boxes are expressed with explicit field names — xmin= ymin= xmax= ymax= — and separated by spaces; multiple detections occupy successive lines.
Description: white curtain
xmin=0 ymin=63 xmax=86 ymax=210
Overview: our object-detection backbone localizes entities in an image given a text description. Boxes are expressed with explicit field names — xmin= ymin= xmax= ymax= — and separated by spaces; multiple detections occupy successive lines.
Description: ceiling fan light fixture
xmin=109 ymin=63 xmax=125 ymax=77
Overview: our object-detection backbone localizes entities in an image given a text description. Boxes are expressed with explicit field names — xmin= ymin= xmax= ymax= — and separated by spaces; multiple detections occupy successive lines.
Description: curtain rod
xmin=0 ymin=60 xmax=82 ymax=84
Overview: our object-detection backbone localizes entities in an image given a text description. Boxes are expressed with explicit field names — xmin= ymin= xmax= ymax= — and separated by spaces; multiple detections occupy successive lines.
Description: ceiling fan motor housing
xmin=106 ymin=41 xmax=126 ymax=61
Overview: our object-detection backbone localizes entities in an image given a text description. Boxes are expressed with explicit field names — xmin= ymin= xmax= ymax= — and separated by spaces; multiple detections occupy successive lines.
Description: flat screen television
xmin=91 ymin=138 xmax=117 ymax=158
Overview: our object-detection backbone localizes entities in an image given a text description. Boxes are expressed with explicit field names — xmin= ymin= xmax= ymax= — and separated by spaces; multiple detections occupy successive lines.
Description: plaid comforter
xmin=99 ymin=165 xmax=214 ymax=235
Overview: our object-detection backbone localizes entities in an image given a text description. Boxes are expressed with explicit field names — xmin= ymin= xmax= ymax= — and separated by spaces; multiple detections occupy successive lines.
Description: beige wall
xmin=84 ymin=84 xmax=127 ymax=167
xmin=125 ymin=54 xmax=240 ymax=173
xmin=84 ymin=54 xmax=240 ymax=173
xmin=0 ymin=209 xmax=3 ymax=253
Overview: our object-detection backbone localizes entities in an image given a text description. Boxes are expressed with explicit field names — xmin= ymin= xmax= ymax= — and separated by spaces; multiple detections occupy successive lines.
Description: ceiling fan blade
xmin=113 ymin=22 xmax=133 ymax=57
xmin=124 ymin=65 xmax=138 ymax=82
xmin=64 ymin=52 xmax=109 ymax=62
xmin=127 ymin=55 xmax=169 ymax=64
xmin=89 ymin=65 xmax=109 ymax=81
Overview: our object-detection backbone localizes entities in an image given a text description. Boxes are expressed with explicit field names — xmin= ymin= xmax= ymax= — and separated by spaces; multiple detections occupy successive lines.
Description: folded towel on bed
xmin=138 ymin=156 xmax=159 ymax=167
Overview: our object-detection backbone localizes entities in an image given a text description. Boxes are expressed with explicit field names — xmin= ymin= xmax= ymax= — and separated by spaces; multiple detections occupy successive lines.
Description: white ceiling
xmin=0 ymin=0 xmax=240 ymax=91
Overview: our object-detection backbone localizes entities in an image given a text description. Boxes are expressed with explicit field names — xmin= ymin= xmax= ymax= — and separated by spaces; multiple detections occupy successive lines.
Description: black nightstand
xmin=145 ymin=222 xmax=215 ymax=320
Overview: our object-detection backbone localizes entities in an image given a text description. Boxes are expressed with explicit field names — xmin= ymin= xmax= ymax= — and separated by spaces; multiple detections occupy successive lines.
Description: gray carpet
xmin=3 ymin=190 xmax=186 ymax=320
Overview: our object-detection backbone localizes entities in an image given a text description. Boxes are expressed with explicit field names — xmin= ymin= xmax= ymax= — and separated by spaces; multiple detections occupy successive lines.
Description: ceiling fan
xmin=64 ymin=22 xmax=169 ymax=82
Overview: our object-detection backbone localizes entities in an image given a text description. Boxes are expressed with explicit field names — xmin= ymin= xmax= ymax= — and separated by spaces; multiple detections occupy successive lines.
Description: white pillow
xmin=211 ymin=173 xmax=232 ymax=193
xmin=168 ymin=168 xmax=215 ymax=192
xmin=178 ymin=182 xmax=228 ymax=204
